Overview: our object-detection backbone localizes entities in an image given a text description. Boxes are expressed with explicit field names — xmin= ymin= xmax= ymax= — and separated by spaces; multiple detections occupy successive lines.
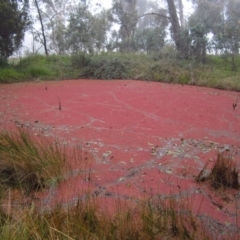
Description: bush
xmin=0 ymin=67 xmax=25 ymax=83
xmin=80 ymin=54 xmax=130 ymax=79
xmin=27 ymin=67 xmax=51 ymax=78
xmin=142 ymin=60 xmax=191 ymax=84
xmin=71 ymin=52 xmax=91 ymax=69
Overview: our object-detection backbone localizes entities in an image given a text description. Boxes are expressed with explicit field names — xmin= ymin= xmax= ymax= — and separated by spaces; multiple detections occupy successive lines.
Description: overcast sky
xmin=92 ymin=0 xmax=112 ymax=9
xmin=92 ymin=0 xmax=193 ymax=13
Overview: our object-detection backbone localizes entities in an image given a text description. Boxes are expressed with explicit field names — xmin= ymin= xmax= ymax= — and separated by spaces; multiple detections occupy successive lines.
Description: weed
xmin=140 ymin=195 xmax=208 ymax=239
xmin=196 ymin=151 xmax=239 ymax=190
xmin=0 ymin=130 xmax=68 ymax=194
xmin=211 ymin=152 xmax=239 ymax=189
xmin=0 ymin=194 xmax=211 ymax=239
xmin=233 ymin=98 xmax=238 ymax=110
xmin=57 ymin=96 xmax=62 ymax=110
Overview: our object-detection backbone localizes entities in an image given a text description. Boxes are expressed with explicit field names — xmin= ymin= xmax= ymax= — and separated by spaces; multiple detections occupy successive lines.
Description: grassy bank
xmin=0 ymin=130 xmax=239 ymax=239
xmin=1 ymin=52 xmax=240 ymax=91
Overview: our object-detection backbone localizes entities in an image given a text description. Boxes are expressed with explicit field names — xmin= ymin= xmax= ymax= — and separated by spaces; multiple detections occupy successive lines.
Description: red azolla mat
xmin=0 ymin=79 xmax=240 ymax=235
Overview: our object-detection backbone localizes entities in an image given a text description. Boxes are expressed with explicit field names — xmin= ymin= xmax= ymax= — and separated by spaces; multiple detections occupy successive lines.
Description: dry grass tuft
xmin=211 ymin=152 xmax=239 ymax=189
xmin=0 ymin=129 xmax=69 ymax=194
xmin=196 ymin=151 xmax=239 ymax=189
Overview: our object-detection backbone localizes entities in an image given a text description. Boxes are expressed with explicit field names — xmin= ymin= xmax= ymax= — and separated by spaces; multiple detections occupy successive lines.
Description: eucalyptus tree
xmin=224 ymin=0 xmax=240 ymax=67
xmin=166 ymin=0 xmax=190 ymax=59
xmin=66 ymin=3 xmax=111 ymax=54
xmin=32 ymin=0 xmax=80 ymax=54
xmin=132 ymin=0 xmax=168 ymax=53
xmin=0 ymin=0 xmax=29 ymax=61
xmin=133 ymin=26 xmax=166 ymax=53
xmin=40 ymin=0 xmax=69 ymax=54
xmin=214 ymin=0 xmax=240 ymax=54
xmin=33 ymin=0 xmax=48 ymax=55
xmin=112 ymin=0 xmax=138 ymax=52
xmin=208 ymin=0 xmax=240 ymax=69
xmin=136 ymin=0 xmax=168 ymax=29
xmin=188 ymin=0 xmax=224 ymax=61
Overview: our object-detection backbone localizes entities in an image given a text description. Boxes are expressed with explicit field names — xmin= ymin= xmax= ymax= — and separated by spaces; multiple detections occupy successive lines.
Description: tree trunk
xmin=166 ymin=0 xmax=188 ymax=58
xmin=34 ymin=0 xmax=48 ymax=56
xmin=178 ymin=0 xmax=184 ymax=28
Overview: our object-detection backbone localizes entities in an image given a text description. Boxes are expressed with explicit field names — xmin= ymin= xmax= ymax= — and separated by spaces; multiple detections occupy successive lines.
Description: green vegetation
xmin=0 ymin=51 xmax=240 ymax=91
xmin=1 ymin=52 xmax=240 ymax=91
xmin=0 ymin=0 xmax=29 ymax=61
xmin=1 ymin=54 xmax=79 ymax=83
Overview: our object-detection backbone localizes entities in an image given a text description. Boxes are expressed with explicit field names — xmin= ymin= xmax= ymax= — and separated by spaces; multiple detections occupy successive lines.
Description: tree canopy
xmin=0 ymin=0 xmax=29 ymax=61
xmin=10 ymin=0 xmax=240 ymax=63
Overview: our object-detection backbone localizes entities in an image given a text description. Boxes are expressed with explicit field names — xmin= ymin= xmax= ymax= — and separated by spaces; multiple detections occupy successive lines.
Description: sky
xmin=92 ymin=0 xmax=112 ymax=9
xmin=91 ymin=0 xmax=193 ymax=15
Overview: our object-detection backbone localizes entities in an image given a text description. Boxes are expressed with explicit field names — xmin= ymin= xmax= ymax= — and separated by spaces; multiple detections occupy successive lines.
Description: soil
xmin=0 ymin=79 xmax=240 ymax=236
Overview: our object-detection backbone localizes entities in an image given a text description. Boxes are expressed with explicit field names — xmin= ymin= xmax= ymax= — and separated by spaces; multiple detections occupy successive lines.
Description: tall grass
xmin=0 ymin=67 xmax=26 ymax=83
xmin=0 ymin=130 xmax=70 ymax=194
xmin=0 ymin=194 xmax=212 ymax=239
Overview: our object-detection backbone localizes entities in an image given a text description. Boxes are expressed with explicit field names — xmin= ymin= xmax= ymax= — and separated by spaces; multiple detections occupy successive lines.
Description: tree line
xmin=1 ymin=0 xmax=240 ymax=64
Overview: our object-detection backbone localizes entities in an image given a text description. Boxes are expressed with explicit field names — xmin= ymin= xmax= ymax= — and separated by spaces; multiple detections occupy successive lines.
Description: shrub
xmin=0 ymin=67 xmax=25 ymax=83
xmin=27 ymin=67 xmax=51 ymax=78
xmin=71 ymin=52 xmax=91 ymax=69
xmin=80 ymin=54 xmax=130 ymax=79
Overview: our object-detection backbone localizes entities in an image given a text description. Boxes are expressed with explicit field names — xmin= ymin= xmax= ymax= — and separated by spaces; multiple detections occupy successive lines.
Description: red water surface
xmin=0 ymin=79 xmax=240 ymax=235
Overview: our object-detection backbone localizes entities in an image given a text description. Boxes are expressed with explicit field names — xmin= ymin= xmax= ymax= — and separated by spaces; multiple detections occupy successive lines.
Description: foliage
xmin=142 ymin=60 xmax=191 ymax=84
xmin=188 ymin=0 xmax=223 ymax=62
xmin=0 ymin=0 xmax=29 ymax=60
xmin=32 ymin=0 xmax=71 ymax=55
xmin=71 ymin=52 xmax=91 ymax=69
xmin=0 ymin=67 xmax=26 ymax=83
xmin=17 ymin=0 xmax=240 ymax=64
xmin=136 ymin=0 xmax=168 ymax=29
xmin=133 ymin=27 xmax=166 ymax=53
xmin=1 ymin=53 xmax=240 ymax=92
xmin=112 ymin=0 xmax=138 ymax=52
xmin=211 ymin=0 xmax=240 ymax=57
xmin=66 ymin=4 xmax=111 ymax=54
xmin=80 ymin=53 xmax=130 ymax=79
